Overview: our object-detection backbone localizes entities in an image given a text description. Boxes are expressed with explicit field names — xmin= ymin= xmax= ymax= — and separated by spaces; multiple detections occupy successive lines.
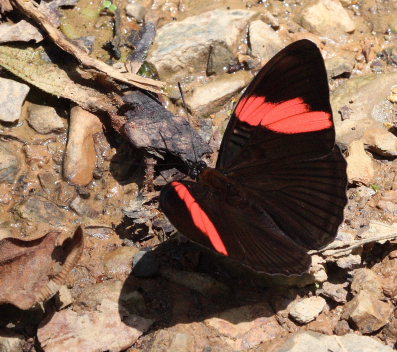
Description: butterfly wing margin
xmin=160 ymin=181 xmax=312 ymax=275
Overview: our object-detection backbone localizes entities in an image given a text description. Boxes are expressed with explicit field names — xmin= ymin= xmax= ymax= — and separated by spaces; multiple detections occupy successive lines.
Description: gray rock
xmin=331 ymin=73 xmax=397 ymax=146
xmin=299 ymin=0 xmax=355 ymax=39
xmin=38 ymin=172 xmax=76 ymax=207
xmin=320 ymin=282 xmax=348 ymax=303
xmin=16 ymin=196 xmax=66 ymax=226
xmin=288 ymin=296 xmax=326 ymax=324
xmin=206 ymin=44 xmax=236 ymax=76
xmin=148 ymin=9 xmax=258 ymax=81
xmin=186 ymin=71 xmax=252 ymax=116
xmin=325 ymin=56 xmax=354 ymax=78
xmin=351 ymin=268 xmax=383 ymax=299
xmin=69 ymin=197 xmax=100 ymax=218
xmin=249 ymin=20 xmax=284 ymax=60
xmin=273 ymin=331 xmax=394 ymax=352
xmin=0 ymin=330 xmax=25 ymax=352
xmin=343 ymin=290 xmax=393 ymax=334
xmin=0 ymin=142 xmax=21 ymax=183
xmin=0 ymin=78 xmax=29 ymax=123
xmin=125 ymin=2 xmax=147 ymax=22
xmin=27 ymin=104 xmax=65 ymax=134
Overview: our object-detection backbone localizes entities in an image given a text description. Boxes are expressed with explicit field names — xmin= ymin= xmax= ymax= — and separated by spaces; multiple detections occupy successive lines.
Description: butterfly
xmin=159 ymin=39 xmax=347 ymax=276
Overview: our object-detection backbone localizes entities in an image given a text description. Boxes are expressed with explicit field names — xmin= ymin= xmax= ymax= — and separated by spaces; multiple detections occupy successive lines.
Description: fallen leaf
xmin=0 ymin=227 xmax=84 ymax=310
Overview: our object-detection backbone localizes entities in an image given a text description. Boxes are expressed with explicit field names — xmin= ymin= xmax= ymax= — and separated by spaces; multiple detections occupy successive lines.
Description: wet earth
xmin=2 ymin=0 xmax=397 ymax=351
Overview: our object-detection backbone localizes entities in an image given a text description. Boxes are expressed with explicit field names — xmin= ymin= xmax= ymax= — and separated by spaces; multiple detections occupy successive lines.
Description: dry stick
xmin=309 ymin=233 xmax=397 ymax=256
xmin=10 ymin=0 xmax=165 ymax=94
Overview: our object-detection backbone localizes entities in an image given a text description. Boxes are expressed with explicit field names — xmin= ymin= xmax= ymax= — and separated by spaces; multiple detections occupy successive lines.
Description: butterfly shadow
xmin=118 ymin=237 xmax=318 ymax=333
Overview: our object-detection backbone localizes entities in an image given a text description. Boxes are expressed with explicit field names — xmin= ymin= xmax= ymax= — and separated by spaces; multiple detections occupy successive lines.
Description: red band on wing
xmin=171 ymin=181 xmax=228 ymax=256
xmin=235 ymin=96 xmax=332 ymax=133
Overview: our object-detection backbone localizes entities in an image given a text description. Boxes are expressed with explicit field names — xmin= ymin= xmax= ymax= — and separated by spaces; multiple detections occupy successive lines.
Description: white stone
xmin=289 ymin=296 xmax=326 ymax=324
xmin=27 ymin=103 xmax=65 ymax=134
xmin=186 ymin=70 xmax=252 ymax=115
xmin=0 ymin=78 xmax=29 ymax=123
xmin=126 ymin=2 xmax=147 ymax=22
xmin=249 ymin=20 xmax=284 ymax=60
xmin=300 ymin=0 xmax=355 ymax=38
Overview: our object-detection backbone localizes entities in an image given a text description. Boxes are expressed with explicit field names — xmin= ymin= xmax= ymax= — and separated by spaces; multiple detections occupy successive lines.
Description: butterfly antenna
xmin=178 ymin=82 xmax=198 ymax=163
xmin=158 ymin=170 xmax=169 ymax=184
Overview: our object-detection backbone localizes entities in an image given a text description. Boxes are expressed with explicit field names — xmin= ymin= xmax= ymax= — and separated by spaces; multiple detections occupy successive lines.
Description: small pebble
xmin=27 ymin=103 xmax=65 ymax=134
xmin=0 ymin=77 xmax=29 ymax=123
xmin=289 ymin=296 xmax=326 ymax=324
xmin=126 ymin=2 xmax=147 ymax=22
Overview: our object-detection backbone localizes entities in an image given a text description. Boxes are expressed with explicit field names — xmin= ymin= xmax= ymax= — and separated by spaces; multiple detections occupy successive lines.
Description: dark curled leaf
xmin=123 ymin=91 xmax=212 ymax=163
xmin=128 ymin=21 xmax=156 ymax=64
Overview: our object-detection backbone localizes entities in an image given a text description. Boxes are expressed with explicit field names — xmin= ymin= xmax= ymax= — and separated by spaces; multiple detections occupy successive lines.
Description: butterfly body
xmin=160 ymin=40 xmax=347 ymax=276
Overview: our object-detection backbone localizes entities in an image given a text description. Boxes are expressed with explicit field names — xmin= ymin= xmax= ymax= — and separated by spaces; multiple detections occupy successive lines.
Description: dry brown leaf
xmin=0 ymin=227 xmax=84 ymax=310
xmin=0 ymin=45 xmax=120 ymax=115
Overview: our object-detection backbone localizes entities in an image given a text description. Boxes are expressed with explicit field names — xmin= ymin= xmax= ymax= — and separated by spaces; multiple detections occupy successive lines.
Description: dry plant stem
xmin=309 ymin=233 xmax=397 ymax=256
xmin=143 ymin=155 xmax=157 ymax=193
xmin=10 ymin=0 xmax=165 ymax=94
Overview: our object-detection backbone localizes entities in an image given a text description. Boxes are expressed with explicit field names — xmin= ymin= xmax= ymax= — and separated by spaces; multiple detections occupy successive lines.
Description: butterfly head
xmin=188 ymin=160 xmax=207 ymax=180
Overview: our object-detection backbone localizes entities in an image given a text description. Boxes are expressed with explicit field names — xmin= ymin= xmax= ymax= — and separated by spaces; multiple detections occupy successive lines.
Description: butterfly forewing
xmin=217 ymin=39 xmax=334 ymax=170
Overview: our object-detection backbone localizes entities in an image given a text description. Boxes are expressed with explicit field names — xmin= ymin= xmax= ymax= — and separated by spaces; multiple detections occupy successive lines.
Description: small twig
xmin=309 ymin=233 xmax=397 ymax=256
xmin=143 ymin=155 xmax=156 ymax=193
xmin=10 ymin=0 xmax=165 ymax=94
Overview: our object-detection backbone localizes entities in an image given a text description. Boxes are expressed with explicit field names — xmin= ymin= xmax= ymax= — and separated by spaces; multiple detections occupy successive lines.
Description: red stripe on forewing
xmin=171 ymin=181 xmax=228 ymax=256
xmin=235 ymin=96 xmax=332 ymax=133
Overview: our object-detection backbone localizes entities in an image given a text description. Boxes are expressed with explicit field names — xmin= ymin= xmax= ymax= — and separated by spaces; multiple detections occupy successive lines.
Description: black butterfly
xmin=160 ymin=40 xmax=347 ymax=276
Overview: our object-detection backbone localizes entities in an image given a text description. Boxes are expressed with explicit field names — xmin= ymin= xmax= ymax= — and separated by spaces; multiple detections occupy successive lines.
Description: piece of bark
xmin=123 ymin=91 xmax=212 ymax=163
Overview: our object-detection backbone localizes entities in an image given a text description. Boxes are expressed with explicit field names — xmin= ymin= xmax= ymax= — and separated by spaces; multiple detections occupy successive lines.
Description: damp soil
xmin=2 ymin=0 xmax=397 ymax=351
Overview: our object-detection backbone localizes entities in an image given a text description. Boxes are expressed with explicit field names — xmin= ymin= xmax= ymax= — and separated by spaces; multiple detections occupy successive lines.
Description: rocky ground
xmin=2 ymin=0 xmax=397 ymax=351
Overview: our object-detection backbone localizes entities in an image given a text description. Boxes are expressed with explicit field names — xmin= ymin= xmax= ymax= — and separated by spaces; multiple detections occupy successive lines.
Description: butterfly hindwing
xmin=160 ymin=181 xmax=311 ymax=275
